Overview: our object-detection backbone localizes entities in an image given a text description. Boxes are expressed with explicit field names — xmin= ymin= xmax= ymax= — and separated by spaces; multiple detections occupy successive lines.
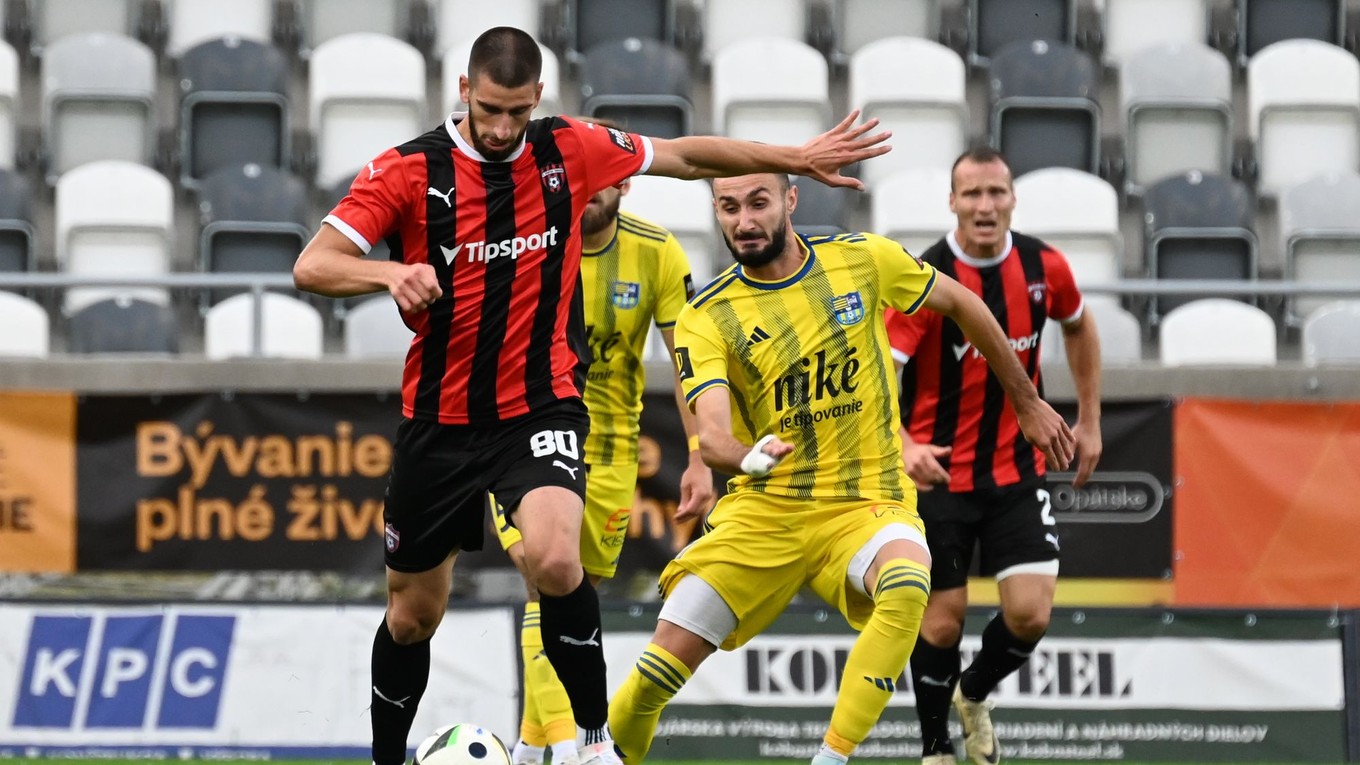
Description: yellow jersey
xmin=581 ymin=211 xmax=695 ymax=465
xmin=675 ymin=232 xmax=937 ymax=500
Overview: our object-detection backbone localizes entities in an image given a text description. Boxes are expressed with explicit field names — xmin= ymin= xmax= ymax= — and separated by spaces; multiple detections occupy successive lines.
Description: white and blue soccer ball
xmin=413 ymin=723 xmax=513 ymax=765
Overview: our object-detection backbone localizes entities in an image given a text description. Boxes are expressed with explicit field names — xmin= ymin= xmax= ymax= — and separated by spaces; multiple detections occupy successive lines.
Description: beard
xmin=469 ymin=119 xmax=522 ymax=162
xmin=725 ymin=225 xmax=787 ymax=268
xmin=581 ymin=195 xmax=621 ymax=237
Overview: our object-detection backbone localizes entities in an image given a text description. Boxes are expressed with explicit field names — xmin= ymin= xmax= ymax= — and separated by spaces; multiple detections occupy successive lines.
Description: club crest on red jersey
xmin=384 ymin=522 xmax=400 ymax=552
xmin=1027 ymin=281 xmax=1047 ymax=303
xmin=540 ymin=164 xmax=565 ymax=192
xmin=606 ymin=127 xmax=636 ymax=154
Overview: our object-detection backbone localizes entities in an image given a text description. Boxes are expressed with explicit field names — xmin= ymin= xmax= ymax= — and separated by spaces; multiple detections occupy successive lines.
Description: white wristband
xmin=740 ymin=434 xmax=780 ymax=477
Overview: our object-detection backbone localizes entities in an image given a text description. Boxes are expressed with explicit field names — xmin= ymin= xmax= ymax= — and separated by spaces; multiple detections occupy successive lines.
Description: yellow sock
xmin=607 ymin=643 xmax=692 ymax=762
xmin=519 ymin=603 xmax=549 ymax=747
xmin=826 ymin=559 xmax=930 ymax=755
xmin=520 ymin=602 xmax=576 ymax=746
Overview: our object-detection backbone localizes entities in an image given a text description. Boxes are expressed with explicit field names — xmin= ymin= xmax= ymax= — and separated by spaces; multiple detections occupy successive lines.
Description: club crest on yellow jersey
xmin=611 ymin=281 xmax=640 ymax=309
xmin=830 ymin=291 xmax=865 ymax=326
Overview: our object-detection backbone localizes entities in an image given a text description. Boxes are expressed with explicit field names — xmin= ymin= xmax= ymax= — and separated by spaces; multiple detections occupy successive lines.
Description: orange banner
xmin=1174 ymin=398 xmax=1360 ymax=607
xmin=0 ymin=392 xmax=76 ymax=573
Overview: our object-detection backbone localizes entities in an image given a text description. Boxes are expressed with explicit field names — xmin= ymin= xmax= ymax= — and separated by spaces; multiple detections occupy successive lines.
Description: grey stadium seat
xmin=1279 ymin=173 xmax=1360 ymax=323
xmin=1237 ymin=0 xmax=1344 ymax=65
xmin=1143 ymin=170 xmax=1258 ymax=321
xmin=569 ymin=0 xmax=672 ymax=60
xmin=988 ymin=40 xmax=1101 ymax=178
xmin=579 ymin=37 xmax=693 ymax=139
xmin=197 ymin=164 xmax=311 ymax=307
xmin=791 ymin=177 xmax=853 ymax=236
xmin=968 ymin=0 xmax=1075 ymax=67
xmin=0 ymin=168 xmax=35 ymax=277
xmin=69 ymin=296 xmax=179 ymax=354
xmin=179 ymin=37 xmax=291 ymax=190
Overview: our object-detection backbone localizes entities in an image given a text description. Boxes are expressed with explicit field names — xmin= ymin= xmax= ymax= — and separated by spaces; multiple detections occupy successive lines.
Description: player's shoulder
xmin=1010 ymin=230 xmax=1062 ymax=259
xmin=616 ymin=211 xmax=674 ymax=245
xmin=687 ymin=263 xmax=743 ymax=310
xmin=393 ymin=122 xmax=457 ymax=157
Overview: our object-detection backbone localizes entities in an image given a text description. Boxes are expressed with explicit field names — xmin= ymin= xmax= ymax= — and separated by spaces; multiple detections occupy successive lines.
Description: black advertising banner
xmin=1046 ymin=400 xmax=1174 ymax=579
xmin=76 ymin=394 xmax=402 ymax=571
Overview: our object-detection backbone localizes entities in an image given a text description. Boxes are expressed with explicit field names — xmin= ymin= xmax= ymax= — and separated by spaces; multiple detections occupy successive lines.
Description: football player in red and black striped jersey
xmin=886 ymin=147 xmax=1103 ymax=765
xmin=293 ymin=26 xmax=892 ymax=765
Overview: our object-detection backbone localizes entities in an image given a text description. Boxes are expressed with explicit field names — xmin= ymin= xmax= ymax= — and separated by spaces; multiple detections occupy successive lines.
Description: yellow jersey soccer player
xmin=495 ymin=177 xmax=716 ymax=765
xmin=607 ymin=173 xmax=1075 ymax=765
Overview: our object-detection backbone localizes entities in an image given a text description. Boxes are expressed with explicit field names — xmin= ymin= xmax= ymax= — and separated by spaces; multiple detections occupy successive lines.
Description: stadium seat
xmin=1100 ymin=0 xmax=1209 ymax=66
xmin=1237 ymin=0 xmax=1344 ymax=64
xmin=164 ymin=0 xmax=275 ymax=58
xmin=1011 ymin=168 xmax=1123 ymax=291
xmin=623 ymin=175 xmax=719 ymax=284
xmin=41 ymin=33 xmax=157 ymax=182
xmin=68 ymin=296 xmax=179 ymax=354
xmin=0 ymin=40 xmax=18 ymax=171
xmin=205 ymin=293 xmax=324 ymax=360
xmin=569 ymin=0 xmax=673 ymax=59
xmin=1158 ymin=299 xmax=1276 ymax=366
xmin=1142 ymin=171 xmax=1257 ymax=322
xmin=988 ymin=40 xmax=1101 ymax=178
xmin=1279 ymin=173 xmax=1360 ymax=323
xmin=297 ymin=0 xmax=413 ymax=53
xmin=1040 ymin=299 xmax=1144 ymax=369
xmin=432 ymin=0 xmax=541 ymax=57
xmin=441 ymin=40 xmax=562 ymax=120
xmin=1302 ymin=301 xmax=1360 ymax=366
xmin=968 ymin=0 xmax=1076 ymax=67
xmin=197 ymin=163 xmax=311 ymax=308
xmin=702 ymin=0 xmax=807 ymax=63
xmin=1120 ymin=42 xmax=1233 ymax=196
xmin=27 ymin=0 xmax=141 ymax=54
xmin=711 ymin=37 xmax=830 ymax=147
xmin=0 ymin=168 xmax=35 ymax=277
xmin=55 ymin=161 xmax=174 ymax=314
xmin=870 ymin=167 xmax=954 ymax=258
xmin=310 ymin=33 xmax=426 ymax=190
xmin=0 ymin=292 xmax=49 ymax=358
xmin=579 ymin=37 xmax=693 ymax=139
xmin=1247 ymin=39 xmax=1360 ymax=198
xmin=178 ymin=37 xmax=291 ymax=190
xmin=344 ymin=296 xmax=415 ymax=359
xmin=849 ymin=37 xmax=967 ymax=186
xmin=791 ymin=176 xmax=853 ymax=236
xmin=833 ymin=0 xmax=941 ymax=57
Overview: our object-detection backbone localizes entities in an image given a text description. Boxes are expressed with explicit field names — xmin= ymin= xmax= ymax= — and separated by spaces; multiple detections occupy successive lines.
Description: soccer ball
xmin=413 ymin=723 xmax=512 ymax=765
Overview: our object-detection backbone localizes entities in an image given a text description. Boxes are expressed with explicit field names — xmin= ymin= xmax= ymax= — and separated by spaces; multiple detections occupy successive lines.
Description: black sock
xmin=959 ymin=614 xmax=1041 ymax=702
xmin=539 ymin=574 xmax=608 ymax=730
xmin=910 ymin=636 xmax=960 ymax=756
xmin=371 ymin=618 xmax=431 ymax=765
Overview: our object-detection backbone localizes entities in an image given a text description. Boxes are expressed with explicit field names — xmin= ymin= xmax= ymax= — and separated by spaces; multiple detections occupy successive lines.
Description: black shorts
xmin=382 ymin=398 xmax=590 ymax=573
xmin=918 ymin=477 xmax=1060 ymax=591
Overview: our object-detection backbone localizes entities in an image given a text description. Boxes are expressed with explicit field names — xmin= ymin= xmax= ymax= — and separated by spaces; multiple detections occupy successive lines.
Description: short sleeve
xmin=322 ymin=147 xmax=409 ymax=254
xmin=564 ymin=117 xmax=654 ymax=192
xmin=1043 ymin=246 xmax=1085 ymax=323
xmin=653 ymin=234 xmax=695 ymax=330
xmin=674 ymin=306 xmax=729 ymax=409
xmin=869 ymin=233 xmax=938 ymax=316
xmin=885 ymin=306 xmax=936 ymax=362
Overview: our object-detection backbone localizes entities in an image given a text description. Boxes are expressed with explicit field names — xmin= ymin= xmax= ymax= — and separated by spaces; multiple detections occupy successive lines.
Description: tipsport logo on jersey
xmin=12 ymin=612 xmax=234 ymax=731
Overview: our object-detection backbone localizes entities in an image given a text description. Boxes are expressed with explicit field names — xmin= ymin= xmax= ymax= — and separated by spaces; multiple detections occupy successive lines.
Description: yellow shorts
xmin=494 ymin=461 xmax=639 ymax=579
xmin=659 ymin=491 xmax=925 ymax=650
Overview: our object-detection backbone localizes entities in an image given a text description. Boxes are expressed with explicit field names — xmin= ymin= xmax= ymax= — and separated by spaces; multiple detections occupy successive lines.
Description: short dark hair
xmin=950 ymin=146 xmax=1011 ymax=190
xmin=467 ymin=27 xmax=542 ymax=88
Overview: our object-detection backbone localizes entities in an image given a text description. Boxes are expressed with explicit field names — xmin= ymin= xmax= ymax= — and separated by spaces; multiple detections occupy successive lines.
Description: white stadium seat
xmin=870 ymin=168 xmax=954 ymax=258
xmin=42 ymin=33 xmax=156 ymax=181
xmin=712 ymin=37 xmax=830 ymax=148
xmin=623 ymin=175 xmax=719 ymax=285
xmin=165 ymin=0 xmax=274 ymax=58
xmin=1012 ymin=168 xmax=1123 ymax=292
xmin=345 ymin=296 xmax=416 ymax=359
xmin=0 ymin=293 xmax=50 ymax=358
xmin=1159 ymin=299 xmax=1277 ymax=366
xmin=205 ymin=293 xmax=325 ymax=360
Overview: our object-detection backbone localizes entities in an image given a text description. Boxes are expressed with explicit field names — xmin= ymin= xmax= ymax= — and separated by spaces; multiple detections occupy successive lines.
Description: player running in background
xmin=887 ymin=147 xmax=1103 ymax=765
xmin=293 ymin=25 xmax=892 ymax=765
xmin=607 ymin=172 xmax=1074 ymax=765
xmin=493 ymin=170 xmax=716 ymax=765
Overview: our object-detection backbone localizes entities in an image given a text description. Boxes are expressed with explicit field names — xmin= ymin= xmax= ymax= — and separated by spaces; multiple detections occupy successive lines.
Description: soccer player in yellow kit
xmin=495 ymin=175 xmax=717 ymax=765
xmin=606 ymin=173 xmax=1074 ymax=765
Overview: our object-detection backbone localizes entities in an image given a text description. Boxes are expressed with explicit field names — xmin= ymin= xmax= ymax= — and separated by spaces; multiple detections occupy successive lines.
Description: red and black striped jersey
xmin=325 ymin=114 xmax=653 ymax=425
xmin=887 ymin=231 xmax=1083 ymax=491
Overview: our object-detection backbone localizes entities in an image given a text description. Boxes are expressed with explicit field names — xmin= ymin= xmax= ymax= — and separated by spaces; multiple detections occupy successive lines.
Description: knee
xmin=1003 ymin=608 xmax=1051 ymax=642
xmin=920 ymin=601 xmax=965 ymax=646
xmin=872 ymin=561 xmax=931 ymax=627
xmin=531 ymin=549 xmax=583 ymax=597
xmin=386 ymin=602 xmax=443 ymax=644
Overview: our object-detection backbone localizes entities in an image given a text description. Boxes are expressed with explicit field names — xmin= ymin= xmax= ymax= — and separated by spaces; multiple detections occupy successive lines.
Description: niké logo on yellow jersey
xmin=773 ymin=347 xmax=860 ymax=411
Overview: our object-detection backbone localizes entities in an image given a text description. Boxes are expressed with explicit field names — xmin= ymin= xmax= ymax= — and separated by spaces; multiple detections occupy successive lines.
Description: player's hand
xmin=1016 ymin=399 xmax=1075 ymax=472
xmin=674 ymin=456 xmax=716 ymax=523
xmin=902 ymin=438 xmax=951 ymax=492
xmin=798 ymin=110 xmax=891 ymax=191
xmin=389 ymin=262 xmax=442 ymax=312
xmin=740 ymin=434 xmax=794 ymax=477
xmin=1071 ymin=418 xmax=1102 ymax=487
